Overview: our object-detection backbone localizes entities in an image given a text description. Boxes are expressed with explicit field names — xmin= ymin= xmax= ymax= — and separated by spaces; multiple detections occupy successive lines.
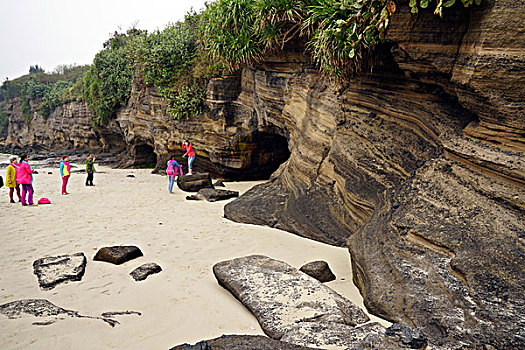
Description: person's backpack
xmin=0 ymin=175 xmax=3 ymax=188
xmin=166 ymin=161 xmax=174 ymax=176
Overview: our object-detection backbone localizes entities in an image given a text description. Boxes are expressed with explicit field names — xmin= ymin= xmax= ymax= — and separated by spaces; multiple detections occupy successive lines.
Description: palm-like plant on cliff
xmin=199 ymin=0 xmax=263 ymax=71
xmin=200 ymin=0 xmax=481 ymax=81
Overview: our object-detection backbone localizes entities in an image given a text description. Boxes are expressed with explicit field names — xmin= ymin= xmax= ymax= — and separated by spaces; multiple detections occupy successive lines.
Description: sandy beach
xmin=0 ymin=163 xmax=388 ymax=349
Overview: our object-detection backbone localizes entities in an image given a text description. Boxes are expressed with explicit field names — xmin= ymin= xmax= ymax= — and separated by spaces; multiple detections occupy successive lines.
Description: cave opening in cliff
xmin=133 ymin=144 xmax=157 ymax=168
xmin=228 ymin=131 xmax=290 ymax=180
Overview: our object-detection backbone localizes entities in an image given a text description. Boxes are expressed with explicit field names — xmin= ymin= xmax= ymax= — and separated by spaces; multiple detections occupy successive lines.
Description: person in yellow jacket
xmin=60 ymin=155 xmax=71 ymax=195
xmin=6 ymin=156 xmax=21 ymax=203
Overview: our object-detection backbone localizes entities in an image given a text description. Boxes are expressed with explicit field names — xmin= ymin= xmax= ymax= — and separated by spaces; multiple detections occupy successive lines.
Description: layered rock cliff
xmin=0 ymin=0 xmax=523 ymax=348
xmin=0 ymin=97 xmax=126 ymax=157
xmin=224 ymin=0 xmax=524 ymax=348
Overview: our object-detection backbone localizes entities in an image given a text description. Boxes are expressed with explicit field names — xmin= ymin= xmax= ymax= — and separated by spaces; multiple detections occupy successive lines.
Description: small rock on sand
xmin=299 ymin=260 xmax=336 ymax=282
xmin=94 ymin=246 xmax=143 ymax=265
xmin=130 ymin=263 xmax=162 ymax=281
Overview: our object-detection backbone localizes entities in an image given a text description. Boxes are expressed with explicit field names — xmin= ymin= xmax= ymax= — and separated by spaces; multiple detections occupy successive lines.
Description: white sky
xmin=0 ymin=0 xmax=208 ymax=80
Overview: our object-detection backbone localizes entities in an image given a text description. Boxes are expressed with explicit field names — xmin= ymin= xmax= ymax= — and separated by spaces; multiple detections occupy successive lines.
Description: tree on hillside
xmin=29 ymin=65 xmax=45 ymax=74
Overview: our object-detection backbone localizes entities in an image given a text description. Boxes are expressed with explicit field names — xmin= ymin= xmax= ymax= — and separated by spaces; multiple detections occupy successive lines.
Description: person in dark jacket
xmin=85 ymin=155 xmax=95 ymax=186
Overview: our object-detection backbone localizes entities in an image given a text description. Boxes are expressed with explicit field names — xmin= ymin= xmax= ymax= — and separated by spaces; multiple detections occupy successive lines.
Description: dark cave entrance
xmin=223 ymin=131 xmax=291 ymax=180
xmin=133 ymin=144 xmax=157 ymax=168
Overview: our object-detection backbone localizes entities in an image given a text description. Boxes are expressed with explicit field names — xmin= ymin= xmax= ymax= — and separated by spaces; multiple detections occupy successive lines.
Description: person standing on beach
xmin=6 ymin=156 xmax=21 ymax=203
xmin=17 ymin=154 xmax=35 ymax=206
xmin=166 ymin=155 xmax=183 ymax=193
xmin=182 ymin=140 xmax=195 ymax=175
xmin=85 ymin=155 xmax=95 ymax=186
xmin=60 ymin=155 xmax=71 ymax=195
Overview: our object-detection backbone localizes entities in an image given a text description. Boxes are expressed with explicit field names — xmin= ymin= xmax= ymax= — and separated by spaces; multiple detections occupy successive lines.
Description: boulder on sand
xmin=177 ymin=173 xmax=214 ymax=192
xmin=33 ymin=252 xmax=87 ymax=290
xmin=213 ymin=255 xmax=369 ymax=339
xmin=299 ymin=260 xmax=336 ymax=282
xmin=186 ymin=188 xmax=239 ymax=202
xmin=94 ymin=246 xmax=143 ymax=265
xmin=130 ymin=263 xmax=162 ymax=281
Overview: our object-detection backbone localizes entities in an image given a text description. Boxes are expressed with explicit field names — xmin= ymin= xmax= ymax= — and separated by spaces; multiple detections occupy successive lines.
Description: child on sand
xmin=60 ymin=155 xmax=71 ymax=195
xmin=182 ymin=140 xmax=195 ymax=175
xmin=17 ymin=154 xmax=34 ymax=206
xmin=166 ymin=155 xmax=183 ymax=193
xmin=6 ymin=156 xmax=21 ymax=203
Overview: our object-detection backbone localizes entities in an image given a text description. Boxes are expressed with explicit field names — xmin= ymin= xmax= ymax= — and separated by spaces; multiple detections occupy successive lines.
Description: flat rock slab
xmin=187 ymin=188 xmax=239 ymax=202
xmin=299 ymin=261 xmax=336 ymax=283
xmin=94 ymin=246 xmax=143 ymax=265
xmin=213 ymin=255 xmax=369 ymax=339
xmin=0 ymin=299 xmax=140 ymax=327
xmin=177 ymin=173 xmax=214 ymax=192
xmin=171 ymin=334 xmax=318 ymax=350
xmin=33 ymin=252 xmax=87 ymax=290
xmin=281 ymin=321 xmax=427 ymax=350
xmin=130 ymin=263 xmax=162 ymax=281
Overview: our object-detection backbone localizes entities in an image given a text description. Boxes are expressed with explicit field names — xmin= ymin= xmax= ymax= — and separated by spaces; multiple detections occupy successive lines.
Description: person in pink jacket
xmin=17 ymin=154 xmax=35 ymax=206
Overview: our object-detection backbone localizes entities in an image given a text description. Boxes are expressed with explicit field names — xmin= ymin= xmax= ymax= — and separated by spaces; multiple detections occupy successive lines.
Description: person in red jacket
xmin=182 ymin=140 xmax=196 ymax=175
xmin=17 ymin=154 xmax=35 ymax=206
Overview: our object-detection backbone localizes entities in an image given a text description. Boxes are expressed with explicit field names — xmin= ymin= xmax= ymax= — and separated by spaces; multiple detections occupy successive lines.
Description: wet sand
xmin=0 ymin=165 xmax=388 ymax=349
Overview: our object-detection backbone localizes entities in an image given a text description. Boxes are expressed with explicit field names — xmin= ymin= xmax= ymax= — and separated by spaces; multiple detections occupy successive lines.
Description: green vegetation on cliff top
xmin=0 ymin=65 xmax=89 ymax=124
xmin=0 ymin=0 xmax=480 ymax=125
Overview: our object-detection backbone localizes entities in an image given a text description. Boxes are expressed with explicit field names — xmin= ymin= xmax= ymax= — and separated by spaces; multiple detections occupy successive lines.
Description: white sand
xmin=0 ymin=165 xmax=388 ymax=349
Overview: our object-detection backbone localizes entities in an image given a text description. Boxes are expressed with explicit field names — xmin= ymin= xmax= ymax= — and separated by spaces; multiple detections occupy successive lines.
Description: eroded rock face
xmin=0 ymin=100 xmax=125 ymax=156
xmin=213 ymin=255 xmax=369 ymax=340
xmin=33 ymin=252 xmax=87 ymax=290
xmin=222 ymin=2 xmax=524 ymax=349
xmin=349 ymin=157 xmax=525 ymax=349
xmin=170 ymin=334 xmax=318 ymax=350
xmin=93 ymin=246 xmax=143 ymax=265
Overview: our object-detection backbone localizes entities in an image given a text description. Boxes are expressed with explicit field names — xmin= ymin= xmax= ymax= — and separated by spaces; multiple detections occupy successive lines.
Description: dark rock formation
xmin=213 ymin=255 xmax=369 ymax=340
xmin=93 ymin=246 xmax=143 ymax=265
xmin=130 ymin=263 xmax=162 ymax=281
xmin=176 ymin=173 xmax=214 ymax=192
xmin=171 ymin=334 xmax=318 ymax=350
xmin=299 ymin=261 xmax=336 ymax=283
xmin=187 ymin=188 xmax=239 ymax=202
xmin=33 ymin=252 xmax=87 ymax=290
xmin=0 ymin=299 xmax=122 ymax=327
xmin=281 ymin=321 xmax=426 ymax=350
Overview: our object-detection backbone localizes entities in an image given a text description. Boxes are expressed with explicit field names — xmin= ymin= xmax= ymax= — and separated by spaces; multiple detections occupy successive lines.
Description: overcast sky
xmin=0 ymin=0 xmax=208 ymax=81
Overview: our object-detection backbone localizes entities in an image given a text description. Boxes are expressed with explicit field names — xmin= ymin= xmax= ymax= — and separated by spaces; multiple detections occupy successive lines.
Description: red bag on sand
xmin=38 ymin=198 xmax=51 ymax=205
